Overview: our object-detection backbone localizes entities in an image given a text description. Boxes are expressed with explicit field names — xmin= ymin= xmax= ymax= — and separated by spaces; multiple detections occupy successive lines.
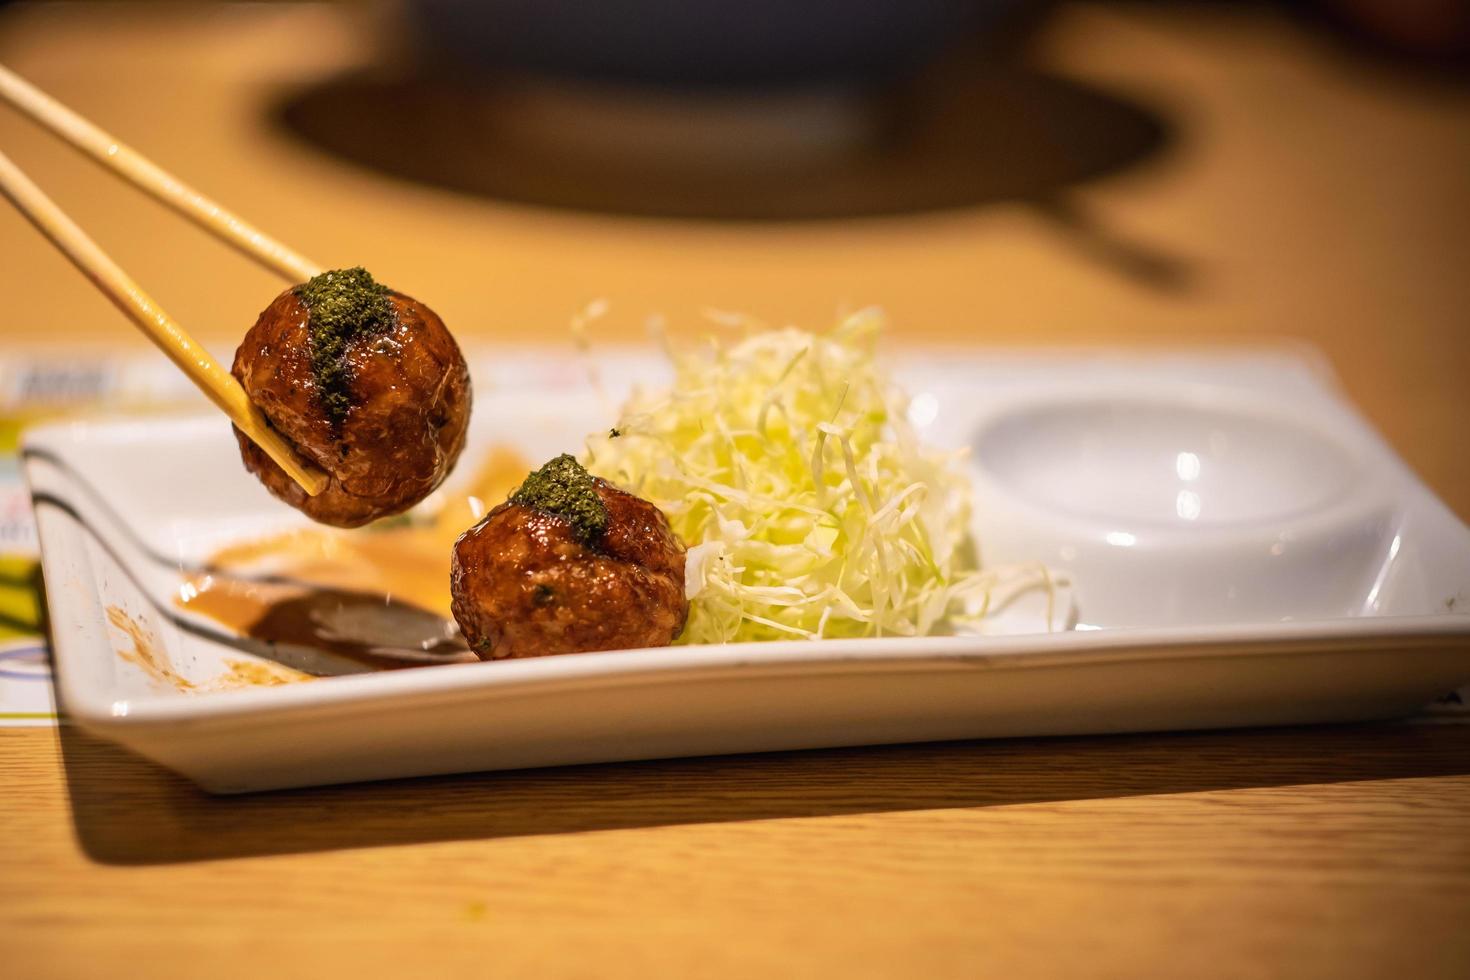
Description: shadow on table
xmin=56 ymin=719 xmax=1470 ymax=866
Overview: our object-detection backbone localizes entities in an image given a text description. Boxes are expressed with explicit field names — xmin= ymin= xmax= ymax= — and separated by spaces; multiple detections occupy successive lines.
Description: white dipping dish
xmin=25 ymin=346 xmax=1470 ymax=792
xmin=967 ymin=386 xmax=1398 ymax=628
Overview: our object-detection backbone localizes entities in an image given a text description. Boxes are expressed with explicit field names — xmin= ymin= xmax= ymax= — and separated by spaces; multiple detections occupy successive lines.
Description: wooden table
xmin=2 ymin=3 xmax=1468 ymax=976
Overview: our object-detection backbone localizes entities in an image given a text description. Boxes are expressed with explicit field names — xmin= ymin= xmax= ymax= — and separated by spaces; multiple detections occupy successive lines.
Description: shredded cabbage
xmin=585 ymin=309 xmax=1046 ymax=644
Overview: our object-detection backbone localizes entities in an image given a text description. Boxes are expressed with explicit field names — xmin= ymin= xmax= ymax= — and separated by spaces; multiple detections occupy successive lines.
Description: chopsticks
xmin=0 ymin=67 xmax=328 ymax=496
xmin=0 ymin=149 xmax=328 ymax=496
xmin=0 ymin=63 xmax=321 ymax=282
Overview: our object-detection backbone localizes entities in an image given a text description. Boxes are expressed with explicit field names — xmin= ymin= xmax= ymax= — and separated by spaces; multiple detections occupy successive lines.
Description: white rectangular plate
xmin=25 ymin=347 xmax=1470 ymax=792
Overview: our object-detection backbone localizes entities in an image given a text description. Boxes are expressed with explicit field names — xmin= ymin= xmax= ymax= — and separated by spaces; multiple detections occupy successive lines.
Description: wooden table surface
xmin=2 ymin=3 xmax=1468 ymax=977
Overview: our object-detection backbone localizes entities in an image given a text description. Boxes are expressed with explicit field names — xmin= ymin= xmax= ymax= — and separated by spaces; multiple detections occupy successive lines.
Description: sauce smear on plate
xmin=175 ymin=446 xmax=529 ymax=672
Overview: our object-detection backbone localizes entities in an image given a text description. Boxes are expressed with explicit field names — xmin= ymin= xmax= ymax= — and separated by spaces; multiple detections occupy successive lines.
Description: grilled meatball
xmin=451 ymin=457 xmax=688 ymax=659
xmin=232 ymin=268 xmax=471 ymax=527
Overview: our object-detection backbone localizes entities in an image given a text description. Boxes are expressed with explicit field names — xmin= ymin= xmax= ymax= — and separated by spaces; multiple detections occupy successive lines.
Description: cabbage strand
xmin=586 ymin=310 xmax=993 ymax=643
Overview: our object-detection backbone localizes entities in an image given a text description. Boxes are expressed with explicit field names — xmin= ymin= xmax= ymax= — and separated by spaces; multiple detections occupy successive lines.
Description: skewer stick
xmin=0 ymin=148 xmax=328 ymax=497
xmin=0 ymin=62 xmax=321 ymax=283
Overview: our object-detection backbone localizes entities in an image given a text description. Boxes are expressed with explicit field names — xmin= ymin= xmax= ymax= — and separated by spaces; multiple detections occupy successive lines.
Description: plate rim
xmin=33 ymin=491 xmax=1470 ymax=732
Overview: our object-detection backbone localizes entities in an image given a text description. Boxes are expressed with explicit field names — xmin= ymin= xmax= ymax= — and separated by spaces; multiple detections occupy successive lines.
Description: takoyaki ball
xmin=231 ymin=267 xmax=471 ymax=528
xmin=450 ymin=455 xmax=688 ymax=659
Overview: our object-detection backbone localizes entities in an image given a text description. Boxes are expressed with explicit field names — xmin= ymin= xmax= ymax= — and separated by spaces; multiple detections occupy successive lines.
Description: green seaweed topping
xmin=294 ymin=267 xmax=394 ymax=425
xmin=509 ymin=454 xmax=608 ymax=544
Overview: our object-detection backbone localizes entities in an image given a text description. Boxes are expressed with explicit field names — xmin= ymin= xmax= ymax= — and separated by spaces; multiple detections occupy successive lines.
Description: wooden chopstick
xmin=0 ymin=147 xmax=328 ymax=497
xmin=0 ymin=62 xmax=322 ymax=283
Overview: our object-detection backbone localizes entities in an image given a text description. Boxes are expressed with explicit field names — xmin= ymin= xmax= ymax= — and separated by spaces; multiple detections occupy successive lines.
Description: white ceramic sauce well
xmin=956 ymin=383 xmax=1400 ymax=629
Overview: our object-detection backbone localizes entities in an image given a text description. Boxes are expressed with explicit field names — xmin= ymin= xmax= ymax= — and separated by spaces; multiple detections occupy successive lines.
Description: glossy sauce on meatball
xmin=451 ymin=456 xmax=688 ymax=659
xmin=232 ymin=268 xmax=471 ymax=527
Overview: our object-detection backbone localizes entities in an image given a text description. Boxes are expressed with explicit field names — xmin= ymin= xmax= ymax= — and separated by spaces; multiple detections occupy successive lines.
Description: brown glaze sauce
xmin=107 ymin=605 xmax=313 ymax=691
xmin=175 ymin=447 xmax=530 ymax=675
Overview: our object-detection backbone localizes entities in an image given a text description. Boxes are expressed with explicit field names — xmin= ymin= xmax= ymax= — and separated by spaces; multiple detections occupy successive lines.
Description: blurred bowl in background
xmin=400 ymin=0 xmax=1025 ymax=87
